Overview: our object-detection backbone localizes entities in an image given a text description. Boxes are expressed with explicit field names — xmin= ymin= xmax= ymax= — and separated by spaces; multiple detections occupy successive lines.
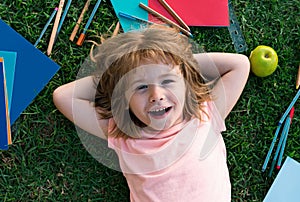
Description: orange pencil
xmin=296 ymin=64 xmax=300 ymax=89
xmin=158 ymin=0 xmax=190 ymax=31
xmin=69 ymin=0 xmax=91 ymax=41
xmin=76 ymin=0 xmax=102 ymax=46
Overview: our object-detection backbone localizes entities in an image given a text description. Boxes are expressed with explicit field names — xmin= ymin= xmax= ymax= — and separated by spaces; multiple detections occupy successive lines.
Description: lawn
xmin=0 ymin=0 xmax=299 ymax=201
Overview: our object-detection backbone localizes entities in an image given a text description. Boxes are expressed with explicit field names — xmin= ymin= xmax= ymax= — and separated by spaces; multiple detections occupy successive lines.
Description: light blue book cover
xmin=264 ymin=156 xmax=300 ymax=202
xmin=0 ymin=58 xmax=11 ymax=150
xmin=110 ymin=0 xmax=148 ymax=32
xmin=0 ymin=51 xmax=17 ymax=114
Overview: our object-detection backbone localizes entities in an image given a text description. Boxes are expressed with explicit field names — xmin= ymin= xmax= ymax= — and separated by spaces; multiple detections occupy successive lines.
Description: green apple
xmin=249 ymin=45 xmax=278 ymax=77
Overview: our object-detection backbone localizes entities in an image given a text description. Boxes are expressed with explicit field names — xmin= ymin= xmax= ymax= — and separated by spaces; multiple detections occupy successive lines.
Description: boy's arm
xmin=53 ymin=76 xmax=108 ymax=139
xmin=194 ymin=53 xmax=250 ymax=119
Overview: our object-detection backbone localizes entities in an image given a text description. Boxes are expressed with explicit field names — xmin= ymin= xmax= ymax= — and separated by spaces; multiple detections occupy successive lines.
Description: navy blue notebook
xmin=0 ymin=19 xmax=60 ymax=124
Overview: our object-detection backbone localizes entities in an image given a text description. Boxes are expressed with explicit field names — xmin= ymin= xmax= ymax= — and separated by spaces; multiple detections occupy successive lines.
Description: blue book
xmin=0 ymin=19 xmax=60 ymax=124
xmin=0 ymin=58 xmax=11 ymax=150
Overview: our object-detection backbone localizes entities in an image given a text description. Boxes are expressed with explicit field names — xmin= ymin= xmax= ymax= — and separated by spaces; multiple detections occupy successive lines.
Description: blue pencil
xmin=118 ymin=11 xmax=153 ymax=24
xmin=34 ymin=7 xmax=58 ymax=47
xmin=279 ymin=89 xmax=300 ymax=125
xmin=76 ymin=0 xmax=102 ymax=46
xmin=268 ymin=116 xmax=291 ymax=177
xmin=277 ymin=107 xmax=294 ymax=170
xmin=55 ymin=0 xmax=73 ymax=40
xmin=262 ymin=89 xmax=300 ymax=172
xmin=276 ymin=127 xmax=289 ymax=170
xmin=262 ymin=125 xmax=281 ymax=172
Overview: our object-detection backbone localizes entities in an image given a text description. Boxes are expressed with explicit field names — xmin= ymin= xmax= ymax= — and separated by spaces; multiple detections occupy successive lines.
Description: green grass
xmin=0 ymin=0 xmax=299 ymax=201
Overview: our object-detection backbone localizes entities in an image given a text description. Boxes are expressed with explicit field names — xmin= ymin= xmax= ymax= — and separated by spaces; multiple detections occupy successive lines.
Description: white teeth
xmin=149 ymin=107 xmax=168 ymax=113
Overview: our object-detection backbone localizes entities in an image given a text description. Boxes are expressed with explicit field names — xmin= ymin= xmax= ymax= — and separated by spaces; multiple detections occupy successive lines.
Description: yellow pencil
xmin=139 ymin=2 xmax=192 ymax=38
xmin=296 ymin=64 xmax=300 ymax=89
xmin=47 ymin=0 xmax=65 ymax=55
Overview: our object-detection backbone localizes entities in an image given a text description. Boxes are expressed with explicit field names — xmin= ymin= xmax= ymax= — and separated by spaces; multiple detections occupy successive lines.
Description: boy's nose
xmin=149 ymin=85 xmax=165 ymax=103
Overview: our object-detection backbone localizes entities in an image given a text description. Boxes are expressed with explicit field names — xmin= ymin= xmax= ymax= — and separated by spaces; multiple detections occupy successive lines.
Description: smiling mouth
xmin=149 ymin=107 xmax=172 ymax=116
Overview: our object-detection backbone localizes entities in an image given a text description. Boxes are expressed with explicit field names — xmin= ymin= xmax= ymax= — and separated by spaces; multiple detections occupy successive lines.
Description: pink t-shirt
xmin=108 ymin=101 xmax=231 ymax=202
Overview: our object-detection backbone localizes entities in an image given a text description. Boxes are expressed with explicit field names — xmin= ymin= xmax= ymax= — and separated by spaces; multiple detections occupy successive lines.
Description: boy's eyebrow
xmin=158 ymin=72 xmax=182 ymax=80
xmin=160 ymin=73 xmax=180 ymax=78
xmin=131 ymin=79 xmax=144 ymax=86
xmin=130 ymin=73 xmax=180 ymax=86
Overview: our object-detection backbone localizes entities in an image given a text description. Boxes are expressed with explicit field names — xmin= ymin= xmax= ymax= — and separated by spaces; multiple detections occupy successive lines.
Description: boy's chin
xmin=145 ymin=120 xmax=171 ymax=133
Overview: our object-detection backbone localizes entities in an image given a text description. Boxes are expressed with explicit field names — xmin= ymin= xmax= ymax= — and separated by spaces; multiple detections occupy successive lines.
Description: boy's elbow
xmin=52 ymin=85 xmax=74 ymax=122
xmin=238 ymin=54 xmax=251 ymax=77
xmin=243 ymin=54 xmax=250 ymax=71
xmin=52 ymin=86 xmax=68 ymax=110
xmin=52 ymin=86 xmax=62 ymax=109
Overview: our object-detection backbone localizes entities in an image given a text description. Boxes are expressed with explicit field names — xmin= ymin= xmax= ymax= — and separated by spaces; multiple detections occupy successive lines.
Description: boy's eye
xmin=161 ymin=79 xmax=174 ymax=85
xmin=136 ymin=84 xmax=148 ymax=90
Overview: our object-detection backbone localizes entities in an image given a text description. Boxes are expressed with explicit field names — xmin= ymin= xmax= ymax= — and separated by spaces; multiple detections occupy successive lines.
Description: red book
xmin=149 ymin=0 xmax=229 ymax=26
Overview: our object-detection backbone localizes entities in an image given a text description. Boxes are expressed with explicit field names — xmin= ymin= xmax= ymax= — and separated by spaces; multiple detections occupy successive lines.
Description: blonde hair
xmin=92 ymin=26 xmax=212 ymax=138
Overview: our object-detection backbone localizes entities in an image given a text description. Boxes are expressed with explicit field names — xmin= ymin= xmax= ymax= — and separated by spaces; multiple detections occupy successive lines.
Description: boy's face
xmin=125 ymin=64 xmax=186 ymax=132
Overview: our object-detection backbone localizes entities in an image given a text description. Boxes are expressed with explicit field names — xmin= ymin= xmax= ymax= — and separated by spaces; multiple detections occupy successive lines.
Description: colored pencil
xmin=296 ymin=64 xmax=300 ymax=89
xmin=262 ymin=122 xmax=282 ymax=172
xmin=139 ymin=2 xmax=192 ymax=38
xmin=2 ymin=59 xmax=11 ymax=146
xmin=262 ymin=89 xmax=300 ymax=172
xmin=279 ymin=89 xmax=300 ymax=125
xmin=55 ymin=0 xmax=73 ymax=39
xmin=70 ymin=0 xmax=91 ymax=41
xmin=34 ymin=7 xmax=58 ymax=47
xmin=76 ymin=0 xmax=102 ymax=46
xmin=268 ymin=114 xmax=291 ymax=177
xmin=158 ymin=0 xmax=190 ymax=31
xmin=276 ymin=107 xmax=294 ymax=170
xmin=112 ymin=21 xmax=120 ymax=37
xmin=118 ymin=11 xmax=153 ymax=24
xmin=47 ymin=0 xmax=65 ymax=55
